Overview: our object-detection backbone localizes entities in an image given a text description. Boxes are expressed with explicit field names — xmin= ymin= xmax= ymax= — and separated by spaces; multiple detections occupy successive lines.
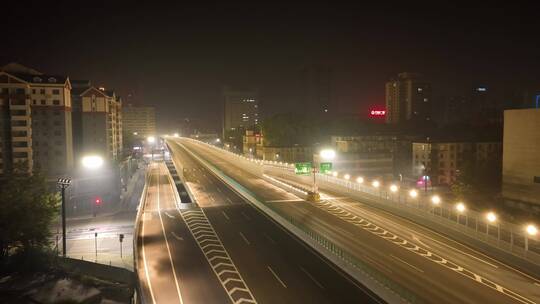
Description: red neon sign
xmin=370 ymin=110 xmax=386 ymax=116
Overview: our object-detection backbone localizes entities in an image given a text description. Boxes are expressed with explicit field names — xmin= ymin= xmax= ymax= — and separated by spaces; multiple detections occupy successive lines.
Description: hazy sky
xmin=3 ymin=2 xmax=539 ymax=132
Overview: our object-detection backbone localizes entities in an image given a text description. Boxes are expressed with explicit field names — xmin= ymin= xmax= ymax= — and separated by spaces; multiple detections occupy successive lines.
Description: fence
xmin=189 ymin=138 xmax=540 ymax=266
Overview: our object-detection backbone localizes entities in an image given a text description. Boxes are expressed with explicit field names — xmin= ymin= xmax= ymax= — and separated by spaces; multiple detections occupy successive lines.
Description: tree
xmin=0 ymin=169 xmax=60 ymax=260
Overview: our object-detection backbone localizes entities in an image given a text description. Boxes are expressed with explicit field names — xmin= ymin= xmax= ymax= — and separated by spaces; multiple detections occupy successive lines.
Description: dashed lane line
xmin=177 ymin=208 xmax=257 ymax=304
xmin=164 ymin=211 xmax=175 ymax=219
xmin=267 ymin=266 xmax=287 ymax=288
xmin=239 ymin=232 xmax=251 ymax=245
xmin=299 ymin=266 xmax=325 ymax=290
xmin=263 ymin=233 xmax=276 ymax=244
xmin=222 ymin=211 xmax=230 ymax=221
xmin=241 ymin=212 xmax=251 ymax=221
xmin=313 ymin=200 xmax=537 ymax=304
xmin=390 ymin=254 xmax=424 ymax=273
xmin=157 ymin=166 xmax=184 ymax=304
xmin=171 ymin=232 xmax=184 ymax=241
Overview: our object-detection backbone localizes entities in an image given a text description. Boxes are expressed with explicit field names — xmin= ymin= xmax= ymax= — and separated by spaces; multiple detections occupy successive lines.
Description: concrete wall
xmin=502 ymin=109 xmax=540 ymax=207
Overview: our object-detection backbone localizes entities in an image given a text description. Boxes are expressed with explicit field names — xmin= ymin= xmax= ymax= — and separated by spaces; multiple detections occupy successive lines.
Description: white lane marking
xmin=171 ymin=232 xmax=184 ymax=241
xmin=157 ymin=166 xmax=184 ymax=304
xmin=209 ymin=195 xmax=215 ymax=202
xmin=267 ymin=266 xmax=287 ymax=288
xmin=263 ymin=233 xmax=276 ymax=244
xmin=316 ymin=199 xmax=536 ymax=304
xmin=217 ymin=187 xmax=223 ymax=193
xmin=141 ymin=172 xmax=158 ymax=304
xmin=299 ymin=266 xmax=325 ymax=290
xmin=241 ymin=212 xmax=251 ymax=220
xmin=239 ymin=232 xmax=251 ymax=245
xmin=174 ymin=207 xmax=257 ymax=303
xmin=222 ymin=211 xmax=230 ymax=221
xmin=535 ymin=282 xmax=540 ymax=287
xmin=412 ymin=235 xmax=430 ymax=249
xmin=227 ymin=198 xmax=233 ymax=204
xmin=165 ymin=211 xmax=175 ymax=219
xmin=265 ymin=199 xmax=304 ymax=203
xmin=390 ymin=254 xmax=424 ymax=273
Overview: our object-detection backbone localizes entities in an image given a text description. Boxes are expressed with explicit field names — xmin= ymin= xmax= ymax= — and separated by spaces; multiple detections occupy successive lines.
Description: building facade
xmin=412 ymin=140 xmax=501 ymax=186
xmin=385 ymin=72 xmax=431 ymax=124
xmin=222 ymin=86 xmax=259 ymax=137
xmin=502 ymin=109 xmax=540 ymax=208
xmin=0 ymin=64 xmax=73 ymax=176
xmin=262 ymin=146 xmax=313 ymax=163
xmin=122 ymin=104 xmax=156 ymax=138
xmin=242 ymin=130 xmax=262 ymax=157
xmin=79 ymin=87 xmax=123 ymax=161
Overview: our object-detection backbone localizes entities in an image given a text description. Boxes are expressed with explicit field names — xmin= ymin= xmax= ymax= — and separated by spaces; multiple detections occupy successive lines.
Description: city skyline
xmin=2 ymin=3 xmax=540 ymax=132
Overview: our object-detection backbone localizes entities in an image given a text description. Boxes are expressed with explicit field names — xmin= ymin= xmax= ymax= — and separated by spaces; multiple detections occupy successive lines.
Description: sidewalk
xmin=52 ymin=166 xmax=147 ymax=271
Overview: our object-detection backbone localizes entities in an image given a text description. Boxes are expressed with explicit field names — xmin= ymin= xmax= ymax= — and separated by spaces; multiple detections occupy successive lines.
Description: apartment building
xmin=412 ymin=140 xmax=501 ymax=185
xmin=223 ymin=86 xmax=259 ymax=137
xmin=385 ymin=72 xmax=432 ymax=124
xmin=122 ymin=104 xmax=156 ymax=138
xmin=78 ymin=87 xmax=123 ymax=161
xmin=0 ymin=63 xmax=73 ymax=176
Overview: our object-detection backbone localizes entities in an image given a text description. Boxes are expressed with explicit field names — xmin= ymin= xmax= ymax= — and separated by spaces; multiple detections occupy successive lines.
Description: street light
xmin=455 ymin=202 xmax=466 ymax=213
xmin=356 ymin=177 xmax=364 ymax=184
xmin=332 ymin=171 xmax=338 ymax=177
xmin=431 ymin=195 xmax=441 ymax=205
xmin=57 ymin=178 xmax=71 ymax=257
xmin=147 ymin=136 xmax=156 ymax=143
xmin=409 ymin=189 xmax=418 ymax=198
xmin=81 ymin=155 xmax=104 ymax=170
xmin=344 ymin=174 xmax=350 ymax=180
xmin=173 ymin=133 xmax=179 ymax=138
xmin=320 ymin=149 xmax=336 ymax=160
xmin=372 ymin=180 xmax=380 ymax=188
xmin=526 ymin=224 xmax=538 ymax=236
xmin=486 ymin=211 xmax=497 ymax=223
xmin=390 ymin=184 xmax=398 ymax=192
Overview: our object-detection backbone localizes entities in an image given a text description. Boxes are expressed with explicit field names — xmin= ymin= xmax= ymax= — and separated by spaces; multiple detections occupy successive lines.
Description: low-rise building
xmin=502 ymin=109 xmax=540 ymax=209
xmin=412 ymin=140 xmax=501 ymax=186
xmin=242 ymin=130 xmax=262 ymax=157
xmin=262 ymin=146 xmax=313 ymax=163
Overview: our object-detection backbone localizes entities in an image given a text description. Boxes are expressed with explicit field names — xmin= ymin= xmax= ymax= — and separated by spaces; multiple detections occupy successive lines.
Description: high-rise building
xmin=385 ymin=72 xmax=431 ymax=124
xmin=300 ymin=65 xmax=332 ymax=116
xmin=222 ymin=86 xmax=259 ymax=137
xmin=77 ymin=87 xmax=123 ymax=161
xmin=0 ymin=63 xmax=73 ymax=176
xmin=122 ymin=104 xmax=156 ymax=138
xmin=502 ymin=109 xmax=540 ymax=208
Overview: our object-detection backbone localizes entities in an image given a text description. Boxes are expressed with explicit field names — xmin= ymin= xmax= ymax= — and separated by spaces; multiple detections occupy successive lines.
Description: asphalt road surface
xmin=173 ymin=138 xmax=540 ymax=304
xmin=137 ymin=157 xmax=377 ymax=303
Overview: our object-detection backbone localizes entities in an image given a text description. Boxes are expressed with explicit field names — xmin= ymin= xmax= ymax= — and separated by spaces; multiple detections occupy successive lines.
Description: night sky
xmin=3 ymin=3 xmax=539 ymax=132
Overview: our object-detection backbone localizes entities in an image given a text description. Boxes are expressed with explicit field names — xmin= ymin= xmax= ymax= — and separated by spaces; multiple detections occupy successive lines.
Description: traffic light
xmin=95 ymin=197 xmax=102 ymax=205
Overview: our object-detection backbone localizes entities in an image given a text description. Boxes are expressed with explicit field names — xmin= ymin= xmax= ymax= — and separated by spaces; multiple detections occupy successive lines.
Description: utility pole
xmin=57 ymin=178 xmax=72 ymax=257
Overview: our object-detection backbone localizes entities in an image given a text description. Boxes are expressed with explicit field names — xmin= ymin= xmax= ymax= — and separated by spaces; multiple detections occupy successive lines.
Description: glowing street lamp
xmin=82 ymin=155 xmax=104 ymax=170
xmin=455 ymin=202 xmax=466 ymax=213
xmin=320 ymin=149 xmax=336 ymax=160
xmin=431 ymin=195 xmax=441 ymax=205
xmin=372 ymin=180 xmax=380 ymax=188
xmin=356 ymin=177 xmax=364 ymax=184
xmin=409 ymin=189 xmax=418 ymax=198
xmin=332 ymin=171 xmax=338 ymax=177
xmin=344 ymin=174 xmax=350 ymax=180
xmin=147 ymin=136 xmax=156 ymax=144
xmin=390 ymin=184 xmax=398 ymax=192
xmin=173 ymin=133 xmax=179 ymax=138
xmin=526 ymin=224 xmax=538 ymax=236
xmin=486 ymin=212 xmax=497 ymax=223
xmin=524 ymin=224 xmax=538 ymax=251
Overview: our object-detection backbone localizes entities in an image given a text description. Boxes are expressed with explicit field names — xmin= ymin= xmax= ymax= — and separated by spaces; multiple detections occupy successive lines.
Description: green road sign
xmin=320 ymin=162 xmax=332 ymax=174
xmin=295 ymin=162 xmax=312 ymax=175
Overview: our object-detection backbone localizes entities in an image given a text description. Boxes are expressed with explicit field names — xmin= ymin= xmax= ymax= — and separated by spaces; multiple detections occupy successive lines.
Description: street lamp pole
xmin=57 ymin=178 xmax=72 ymax=257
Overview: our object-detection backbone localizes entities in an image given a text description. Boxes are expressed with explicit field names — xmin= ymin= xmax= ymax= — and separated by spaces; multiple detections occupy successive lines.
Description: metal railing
xmin=189 ymin=138 xmax=540 ymax=266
